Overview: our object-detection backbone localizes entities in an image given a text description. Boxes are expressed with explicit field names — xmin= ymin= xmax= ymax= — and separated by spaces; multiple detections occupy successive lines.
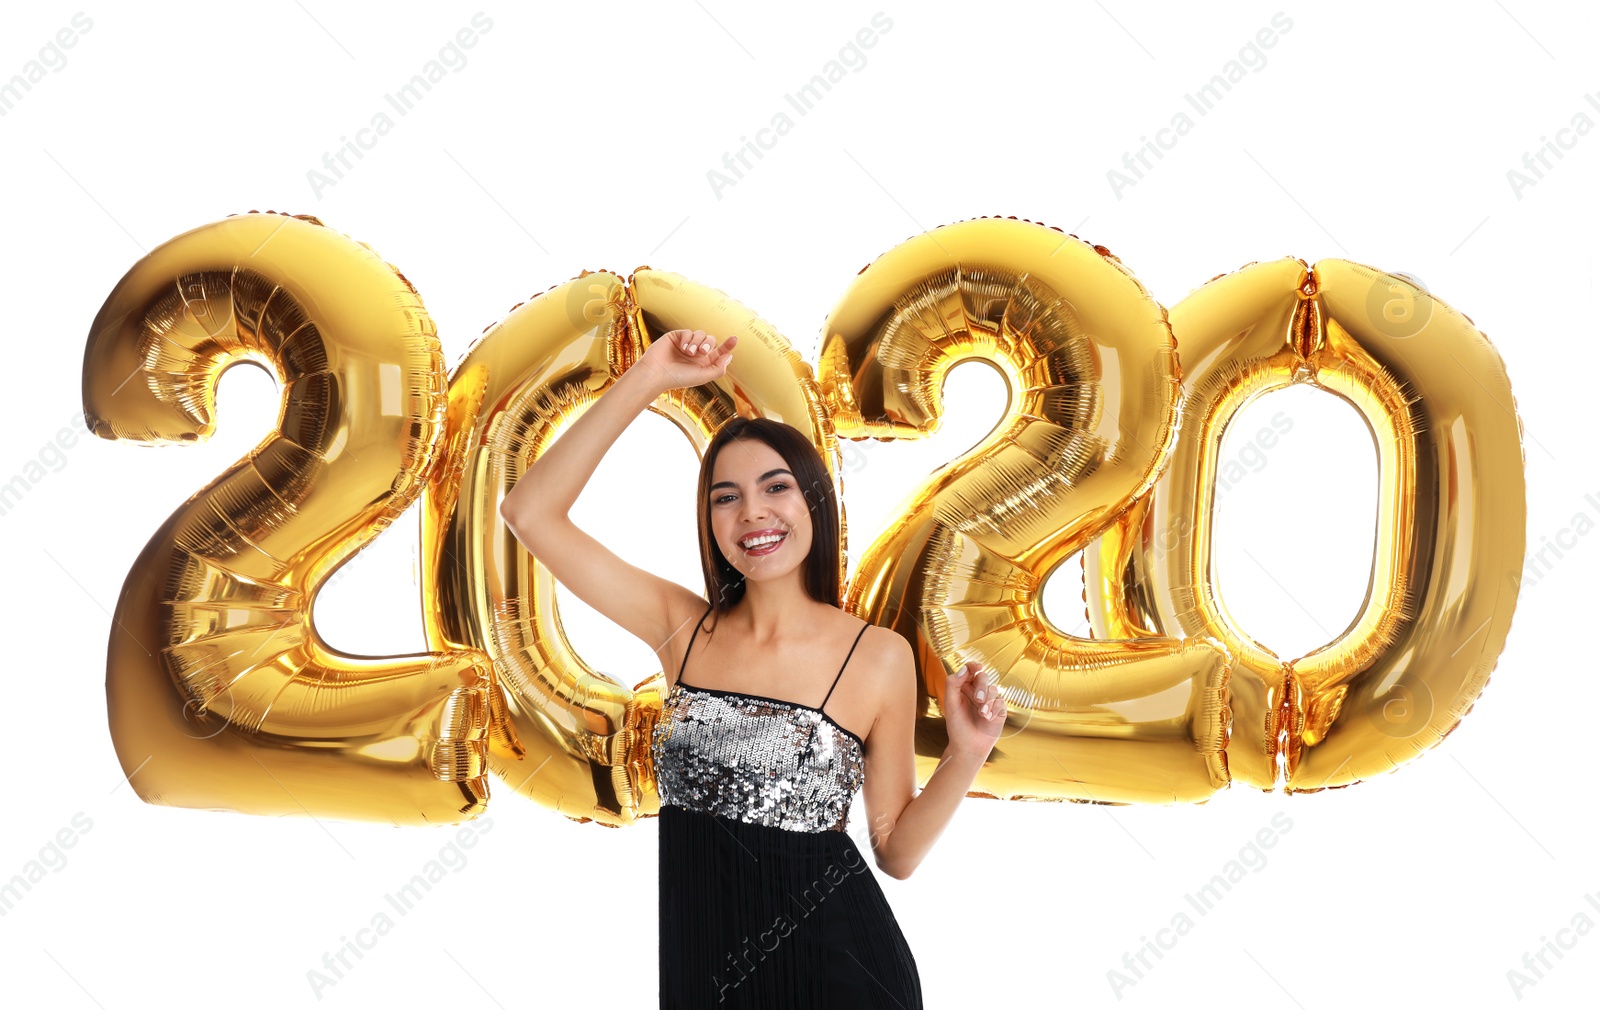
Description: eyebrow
xmin=710 ymin=468 xmax=794 ymax=491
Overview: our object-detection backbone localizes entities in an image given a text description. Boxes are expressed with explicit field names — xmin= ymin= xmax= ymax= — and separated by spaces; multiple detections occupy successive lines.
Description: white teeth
xmin=741 ymin=532 xmax=786 ymax=549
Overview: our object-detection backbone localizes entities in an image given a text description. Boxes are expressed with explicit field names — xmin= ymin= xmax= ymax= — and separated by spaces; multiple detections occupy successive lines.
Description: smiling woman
xmin=695 ymin=417 xmax=842 ymax=617
xmin=654 ymin=416 xmax=931 ymax=1008
xmin=497 ymin=326 xmax=1005 ymax=1007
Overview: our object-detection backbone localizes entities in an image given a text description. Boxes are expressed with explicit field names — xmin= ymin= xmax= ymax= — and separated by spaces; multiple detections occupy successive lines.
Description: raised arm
xmin=498 ymin=329 xmax=738 ymax=654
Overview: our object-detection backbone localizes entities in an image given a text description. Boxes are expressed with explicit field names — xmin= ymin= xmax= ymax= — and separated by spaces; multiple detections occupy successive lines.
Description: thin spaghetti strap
xmin=675 ymin=602 xmax=715 ymax=688
xmin=818 ymin=621 xmax=870 ymax=713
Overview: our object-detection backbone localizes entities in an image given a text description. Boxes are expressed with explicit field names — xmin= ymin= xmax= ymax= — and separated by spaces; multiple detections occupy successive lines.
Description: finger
xmin=977 ymin=676 xmax=1002 ymax=714
xmin=987 ymin=692 xmax=1006 ymax=720
xmin=957 ymin=673 xmax=977 ymax=708
xmin=970 ymin=669 xmax=989 ymax=703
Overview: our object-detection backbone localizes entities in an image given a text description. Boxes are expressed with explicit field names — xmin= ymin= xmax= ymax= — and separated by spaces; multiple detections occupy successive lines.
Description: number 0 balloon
xmin=83 ymin=212 xmax=1526 ymax=823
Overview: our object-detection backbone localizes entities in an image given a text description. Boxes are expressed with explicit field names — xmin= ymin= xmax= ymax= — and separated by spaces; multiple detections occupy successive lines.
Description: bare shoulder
xmin=857 ymin=623 xmax=916 ymax=737
xmin=856 ymin=621 xmax=908 ymax=663
xmin=656 ymin=587 xmax=717 ymax=686
xmin=664 ymin=586 xmax=714 ymax=636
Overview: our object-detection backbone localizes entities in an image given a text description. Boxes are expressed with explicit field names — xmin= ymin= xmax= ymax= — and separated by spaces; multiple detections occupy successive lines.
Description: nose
xmin=739 ymin=496 xmax=775 ymax=526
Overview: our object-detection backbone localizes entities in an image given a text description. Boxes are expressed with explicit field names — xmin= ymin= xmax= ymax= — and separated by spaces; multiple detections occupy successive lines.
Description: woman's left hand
xmin=942 ymin=660 xmax=1006 ymax=760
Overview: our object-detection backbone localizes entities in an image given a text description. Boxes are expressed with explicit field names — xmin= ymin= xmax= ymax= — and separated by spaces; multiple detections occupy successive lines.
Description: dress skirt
xmin=658 ymin=803 xmax=923 ymax=1008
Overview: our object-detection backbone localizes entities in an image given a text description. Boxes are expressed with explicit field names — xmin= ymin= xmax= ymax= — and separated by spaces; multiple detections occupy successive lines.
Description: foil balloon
xmin=84 ymin=209 xmax=1522 ymax=822
xmin=1083 ymin=258 xmax=1526 ymax=792
xmin=83 ymin=211 xmax=492 ymax=824
xmin=821 ymin=216 xmax=1233 ymax=806
xmin=422 ymin=268 xmax=842 ymax=825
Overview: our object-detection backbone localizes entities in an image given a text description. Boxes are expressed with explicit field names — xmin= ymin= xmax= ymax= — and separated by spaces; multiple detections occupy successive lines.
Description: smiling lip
xmin=739 ymin=528 xmax=788 ymax=555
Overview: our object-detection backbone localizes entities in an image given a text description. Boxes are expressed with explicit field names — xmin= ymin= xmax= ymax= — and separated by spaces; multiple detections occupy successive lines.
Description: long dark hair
xmin=696 ymin=417 xmax=842 ymax=629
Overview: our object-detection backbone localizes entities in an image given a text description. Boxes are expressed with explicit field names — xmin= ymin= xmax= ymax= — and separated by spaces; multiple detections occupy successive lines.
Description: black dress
xmin=651 ymin=602 xmax=924 ymax=1008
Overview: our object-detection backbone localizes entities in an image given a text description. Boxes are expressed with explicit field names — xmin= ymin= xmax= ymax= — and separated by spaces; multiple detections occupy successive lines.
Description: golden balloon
xmin=1084 ymin=257 xmax=1527 ymax=792
xmin=85 ymin=211 xmax=491 ymax=825
xmin=820 ymin=216 xmax=1233 ymax=806
xmin=84 ymin=212 xmax=1525 ymax=822
xmin=421 ymin=267 xmax=842 ymax=826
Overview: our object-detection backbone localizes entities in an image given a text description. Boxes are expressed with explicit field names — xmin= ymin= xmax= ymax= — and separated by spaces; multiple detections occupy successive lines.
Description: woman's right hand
xmin=637 ymin=329 xmax=737 ymax=392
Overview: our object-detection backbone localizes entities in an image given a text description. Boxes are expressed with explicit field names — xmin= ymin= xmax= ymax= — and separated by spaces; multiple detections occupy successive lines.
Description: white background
xmin=2 ymin=1 xmax=1595 ymax=1007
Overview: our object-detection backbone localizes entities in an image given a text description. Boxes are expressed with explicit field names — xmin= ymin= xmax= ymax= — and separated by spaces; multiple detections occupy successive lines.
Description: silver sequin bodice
xmin=651 ymin=684 xmax=866 ymax=833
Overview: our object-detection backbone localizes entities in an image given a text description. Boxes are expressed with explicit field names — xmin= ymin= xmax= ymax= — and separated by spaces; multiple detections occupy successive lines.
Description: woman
xmin=499 ymin=328 xmax=1006 ymax=1007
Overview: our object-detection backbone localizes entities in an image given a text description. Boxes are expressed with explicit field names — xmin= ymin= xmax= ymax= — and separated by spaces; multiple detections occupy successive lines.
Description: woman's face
xmin=708 ymin=438 xmax=813 ymax=583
